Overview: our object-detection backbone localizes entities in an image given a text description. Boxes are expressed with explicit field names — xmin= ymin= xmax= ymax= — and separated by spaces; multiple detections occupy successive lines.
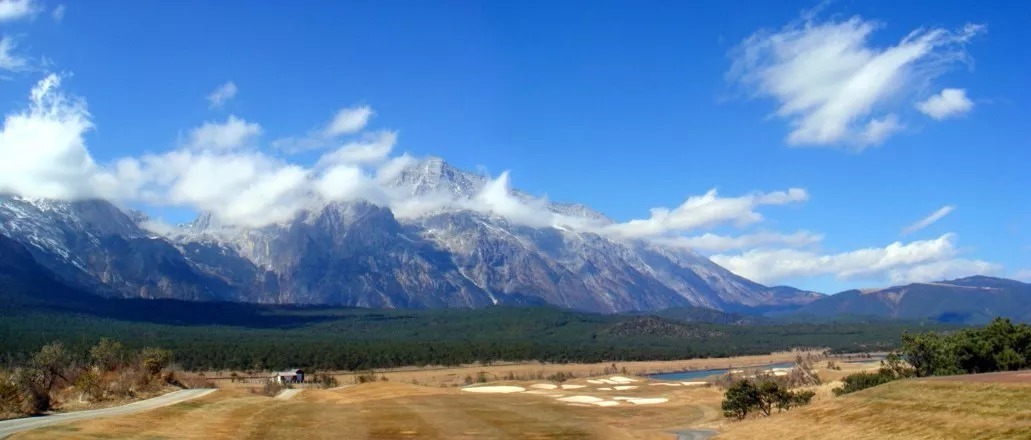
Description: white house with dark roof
xmin=273 ymin=369 xmax=304 ymax=384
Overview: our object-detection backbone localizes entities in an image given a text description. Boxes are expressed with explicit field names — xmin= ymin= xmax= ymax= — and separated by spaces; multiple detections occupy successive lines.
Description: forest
xmin=0 ymin=295 xmax=953 ymax=371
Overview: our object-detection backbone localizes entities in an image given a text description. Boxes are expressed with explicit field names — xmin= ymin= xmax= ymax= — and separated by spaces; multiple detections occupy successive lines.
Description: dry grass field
xmin=11 ymin=379 xmax=725 ymax=440
xmin=713 ymin=376 xmax=1031 ymax=440
xmin=13 ymin=356 xmax=1026 ymax=440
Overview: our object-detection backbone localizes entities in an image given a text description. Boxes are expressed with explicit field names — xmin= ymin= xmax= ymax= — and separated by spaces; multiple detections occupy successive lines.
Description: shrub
xmin=354 ymin=370 xmax=378 ymax=384
xmin=722 ymin=379 xmax=815 ymax=420
xmin=139 ymin=348 xmax=173 ymax=376
xmin=90 ymin=338 xmax=124 ymax=371
xmin=259 ymin=381 xmax=284 ymax=397
xmin=832 ymin=371 xmax=895 ymax=396
xmin=75 ymin=369 xmax=103 ymax=402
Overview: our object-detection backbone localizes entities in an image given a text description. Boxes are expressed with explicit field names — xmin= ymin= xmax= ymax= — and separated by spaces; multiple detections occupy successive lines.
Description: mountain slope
xmin=788 ymin=276 xmax=1031 ymax=324
xmin=0 ymin=196 xmax=238 ymax=301
xmin=1 ymin=159 xmax=821 ymax=313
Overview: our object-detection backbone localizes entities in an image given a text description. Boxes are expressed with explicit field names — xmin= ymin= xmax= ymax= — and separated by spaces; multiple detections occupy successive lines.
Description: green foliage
xmin=138 ymin=348 xmax=173 ymax=376
xmin=89 ymin=338 xmax=124 ymax=371
xmin=74 ymin=369 xmax=103 ymax=401
xmin=0 ymin=305 xmax=949 ymax=372
xmin=722 ymin=379 xmax=815 ymax=420
xmin=832 ymin=371 xmax=896 ymax=396
xmin=900 ymin=317 xmax=1031 ymax=377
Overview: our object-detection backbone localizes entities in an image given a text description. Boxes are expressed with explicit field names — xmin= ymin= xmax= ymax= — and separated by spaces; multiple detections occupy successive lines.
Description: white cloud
xmin=206 ymin=81 xmax=237 ymax=108
xmin=916 ymin=88 xmax=974 ymax=120
xmin=0 ymin=75 xmax=1003 ymax=289
xmin=710 ymin=233 xmax=997 ymax=285
xmin=1014 ymin=269 xmax=1031 ymax=282
xmin=605 ymin=188 xmax=808 ymax=238
xmin=729 ymin=13 xmax=983 ymax=148
xmin=324 ymin=105 xmax=373 ymax=137
xmin=317 ymin=131 xmax=397 ymax=166
xmin=51 ymin=4 xmax=64 ymax=22
xmin=0 ymin=36 xmax=29 ymax=72
xmin=659 ymin=230 xmax=824 ymax=253
xmin=272 ymin=105 xmax=374 ymax=152
xmin=0 ymin=0 xmax=36 ymax=22
xmin=0 ymin=74 xmax=100 ymax=199
xmin=888 ymin=259 xmax=1000 ymax=284
xmin=184 ymin=115 xmax=262 ymax=150
xmin=901 ymin=205 xmax=955 ymax=235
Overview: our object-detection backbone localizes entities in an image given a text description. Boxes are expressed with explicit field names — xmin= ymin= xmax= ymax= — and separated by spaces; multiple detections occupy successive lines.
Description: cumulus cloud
xmin=324 ymin=105 xmax=373 ymax=137
xmin=605 ymin=188 xmax=808 ymax=238
xmin=0 ymin=0 xmax=36 ymax=22
xmin=916 ymin=88 xmax=974 ymax=120
xmin=317 ymin=131 xmax=397 ymax=166
xmin=184 ymin=115 xmax=262 ymax=150
xmin=0 ymin=74 xmax=101 ymax=199
xmin=0 ymin=36 xmax=29 ymax=72
xmin=729 ymin=12 xmax=983 ymax=148
xmin=272 ymin=105 xmax=374 ymax=152
xmin=0 ymin=74 xmax=1003 ymax=287
xmin=901 ymin=205 xmax=955 ymax=235
xmin=659 ymin=230 xmax=824 ymax=253
xmin=888 ymin=259 xmax=1000 ymax=285
xmin=206 ymin=81 xmax=237 ymax=108
xmin=711 ymin=233 xmax=997 ymax=285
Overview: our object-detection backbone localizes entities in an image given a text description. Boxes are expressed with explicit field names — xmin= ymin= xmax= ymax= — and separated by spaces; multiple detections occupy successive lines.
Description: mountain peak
xmin=392 ymin=157 xmax=487 ymax=198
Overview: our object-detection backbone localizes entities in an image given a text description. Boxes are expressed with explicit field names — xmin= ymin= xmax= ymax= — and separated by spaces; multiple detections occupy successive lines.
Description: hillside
xmin=714 ymin=378 xmax=1031 ymax=439
xmin=786 ymin=277 xmax=1031 ymax=324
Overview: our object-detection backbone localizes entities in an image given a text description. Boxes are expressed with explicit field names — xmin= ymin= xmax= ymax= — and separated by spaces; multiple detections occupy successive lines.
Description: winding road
xmin=0 ymin=388 xmax=216 ymax=438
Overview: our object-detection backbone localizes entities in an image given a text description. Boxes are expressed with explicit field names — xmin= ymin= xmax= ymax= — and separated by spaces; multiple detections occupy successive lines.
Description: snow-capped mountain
xmin=0 ymin=158 xmax=821 ymax=312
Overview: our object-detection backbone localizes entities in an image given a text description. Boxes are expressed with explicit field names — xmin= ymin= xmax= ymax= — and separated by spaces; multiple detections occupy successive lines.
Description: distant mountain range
xmin=0 ymin=158 xmax=1027 ymax=323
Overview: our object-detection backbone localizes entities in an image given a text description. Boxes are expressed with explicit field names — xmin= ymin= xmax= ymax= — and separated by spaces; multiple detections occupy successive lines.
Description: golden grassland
xmin=12 ymin=355 xmax=1027 ymax=440
xmin=11 ymin=380 xmax=724 ymax=439
xmin=713 ymin=378 xmax=1031 ymax=440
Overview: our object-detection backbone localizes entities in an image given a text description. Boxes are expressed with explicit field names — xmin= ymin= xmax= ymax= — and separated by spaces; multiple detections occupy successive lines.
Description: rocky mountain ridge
xmin=0 ymin=158 xmax=818 ymax=312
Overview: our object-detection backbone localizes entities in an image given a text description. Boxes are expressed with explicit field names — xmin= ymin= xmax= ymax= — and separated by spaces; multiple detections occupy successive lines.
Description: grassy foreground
xmin=714 ymin=378 xmax=1031 ymax=440
xmin=10 ymin=381 xmax=720 ymax=440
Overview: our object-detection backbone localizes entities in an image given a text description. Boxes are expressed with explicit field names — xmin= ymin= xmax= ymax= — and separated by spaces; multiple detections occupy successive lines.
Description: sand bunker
xmin=681 ymin=381 xmax=707 ymax=386
xmin=530 ymin=383 xmax=558 ymax=389
xmin=557 ymin=395 xmax=604 ymax=404
xmin=612 ymin=396 xmax=668 ymax=405
xmin=561 ymin=384 xmax=586 ymax=389
xmin=524 ymin=390 xmax=563 ymax=396
xmin=628 ymin=398 xmax=668 ymax=405
xmin=461 ymin=386 xmax=526 ymax=394
xmin=608 ymin=376 xmax=638 ymax=384
xmin=650 ymin=382 xmax=682 ymax=386
xmin=613 ymin=385 xmax=637 ymax=390
xmin=556 ymin=395 xmax=621 ymax=407
xmin=598 ymin=387 xmax=612 ymax=391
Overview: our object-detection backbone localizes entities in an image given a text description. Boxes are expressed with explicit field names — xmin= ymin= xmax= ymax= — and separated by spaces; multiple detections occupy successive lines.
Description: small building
xmin=273 ymin=369 xmax=304 ymax=384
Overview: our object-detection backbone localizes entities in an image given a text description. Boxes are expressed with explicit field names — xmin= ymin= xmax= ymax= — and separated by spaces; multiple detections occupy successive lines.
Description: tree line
xmin=1 ymin=339 xmax=173 ymax=418
xmin=834 ymin=317 xmax=1030 ymax=395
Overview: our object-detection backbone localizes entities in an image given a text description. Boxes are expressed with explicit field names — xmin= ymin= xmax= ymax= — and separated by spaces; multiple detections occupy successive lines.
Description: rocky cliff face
xmin=0 ymin=158 xmax=820 ymax=312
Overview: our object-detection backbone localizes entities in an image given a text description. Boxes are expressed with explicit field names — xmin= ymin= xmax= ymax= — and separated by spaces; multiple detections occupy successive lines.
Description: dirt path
xmin=274 ymin=389 xmax=303 ymax=400
xmin=0 ymin=389 xmax=216 ymax=439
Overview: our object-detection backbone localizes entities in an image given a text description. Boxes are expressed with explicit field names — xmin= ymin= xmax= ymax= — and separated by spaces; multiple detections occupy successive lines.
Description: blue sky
xmin=0 ymin=0 xmax=1027 ymax=293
